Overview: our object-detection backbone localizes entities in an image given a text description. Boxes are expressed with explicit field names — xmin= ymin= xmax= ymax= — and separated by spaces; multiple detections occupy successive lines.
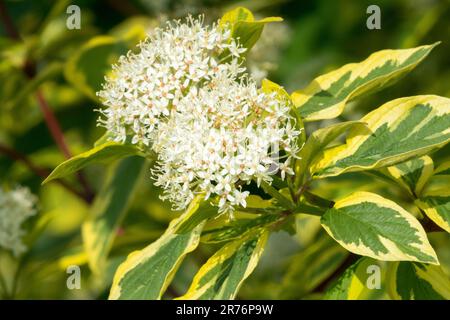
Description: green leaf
xmin=298 ymin=121 xmax=366 ymax=177
xmin=201 ymin=213 xmax=281 ymax=244
xmin=219 ymin=7 xmax=282 ymax=51
xmin=294 ymin=215 xmax=322 ymax=246
xmin=379 ymin=155 xmax=434 ymax=197
xmin=280 ymin=233 xmax=348 ymax=299
xmin=109 ymin=195 xmax=211 ymax=300
xmin=292 ymin=43 xmax=439 ymax=121
xmin=6 ymin=62 xmax=62 ymax=110
xmin=387 ymin=261 xmax=450 ymax=300
xmin=415 ymin=189 xmax=450 ymax=233
xmin=435 ymin=160 xmax=450 ymax=176
xmin=324 ymin=258 xmax=386 ymax=300
xmin=177 ymin=230 xmax=268 ymax=300
xmin=321 ymin=191 xmax=438 ymax=264
xmin=43 ymin=141 xmax=141 ymax=184
xmin=311 ymin=95 xmax=450 ymax=179
xmin=109 ymin=16 xmax=158 ymax=47
xmin=64 ymin=36 xmax=128 ymax=100
xmin=82 ymin=156 xmax=146 ymax=274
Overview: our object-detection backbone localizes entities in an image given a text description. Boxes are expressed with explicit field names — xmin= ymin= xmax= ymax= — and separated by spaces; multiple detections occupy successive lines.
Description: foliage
xmin=0 ymin=0 xmax=449 ymax=300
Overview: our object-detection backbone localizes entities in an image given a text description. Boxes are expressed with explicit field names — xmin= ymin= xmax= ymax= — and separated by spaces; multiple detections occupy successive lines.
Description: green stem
xmin=237 ymin=207 xmax=277 ymax=215
xmin=303 ymin=190 xmax=334 ymax=208
xmin=286 ymin=176 xmax=297 ymax=203
xmin=293 ymin=202 xmax=326 ymax=217
xmin=10 ymin=257 xmax=25 ymax=299
xmin=260 ymin=180 xmax=294 ymax=210
xmin=0 ymin=267 xmax=9 ymax=298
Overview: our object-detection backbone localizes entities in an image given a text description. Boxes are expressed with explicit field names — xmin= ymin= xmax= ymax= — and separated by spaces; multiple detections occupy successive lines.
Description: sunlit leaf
xmin=324 ymin=258 xmax=387 ymax=300
xmin=321 ymin=192 xmax=438 ymax=264
xmin=82 ymin=156 xmax=146 ymax=274
xmin=109 ymin=196 xmax=213 ymax=300
xmin=292 ymin=43 xmax=438 ymax=121
xmin=177 ymin=230 xmax=268 ymax=300
xmin=387 ymin=261 xmax=450 ymax=299
xmin=415 ymin=189 xmax=450 ymax=233
xmin=281 ymin=233 xmax=348 ymax=298
xmin=379 ymin=155 xmax=434 ymax=197
xmin=64 ymin=36 xmax=128 ymax=100
xmin=311 ymin=96 xmax=450 ymax=178
xmin=219 ymin=7 xmax=282 ymax=51
xmin=43 ymin=141 xmax=142 ymax=184
xmin=201 ymin=214 xmax=281 ymax=244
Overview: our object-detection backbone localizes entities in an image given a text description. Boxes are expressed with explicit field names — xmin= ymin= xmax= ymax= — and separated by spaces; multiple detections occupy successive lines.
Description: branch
xmin=35 ymin=90 xmax=94 ymax=202
xmin=0 ymin=0 xmax=20 ymax=39
xmin=0 ymin=143 xmax=89 ymax=201
xmin=35 ymin=90 xmax=71 ymax=159
xmin=0 ymin=1 xmax=94 ymax=202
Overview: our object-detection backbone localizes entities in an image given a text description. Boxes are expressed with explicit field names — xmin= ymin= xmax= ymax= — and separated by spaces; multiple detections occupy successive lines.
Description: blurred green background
xmin=0 ymin=0 xmax=449 ymax=299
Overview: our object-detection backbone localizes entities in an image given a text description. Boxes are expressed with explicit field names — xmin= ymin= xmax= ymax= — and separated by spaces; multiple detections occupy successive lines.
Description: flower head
xmin=0 ymin=186 xmax=38 ymax=256
xmin=97 ymin=16 xmax=244 ymax=146
xmin=97 ymin=16 xmax=301 ymax=214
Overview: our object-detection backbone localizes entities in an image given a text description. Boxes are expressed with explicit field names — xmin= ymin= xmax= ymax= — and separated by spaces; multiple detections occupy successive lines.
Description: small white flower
xmin=0 ymin=186 xmax=38 ymax=256
xmin=279 ymin=158 xmax=295 ymax=180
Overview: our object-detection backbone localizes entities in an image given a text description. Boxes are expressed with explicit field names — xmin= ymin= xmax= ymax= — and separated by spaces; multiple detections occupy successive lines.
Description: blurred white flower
xmin=0 ymin=186 xmax=38 ymax=256
xmin=247 ymin=21 xmax=292 ymax=83
xmin=98 ymin=16 xmax=300 ymax=214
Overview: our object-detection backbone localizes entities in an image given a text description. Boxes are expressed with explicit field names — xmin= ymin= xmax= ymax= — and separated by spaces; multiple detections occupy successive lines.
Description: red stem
xmin=0 ymin=1 xmax=94 ymax=202
xmin=0 ymin=0 xmax=20 ymax=39
xmin=35 ymin=91 xmax=72 ymax=159
xmin=34 ymin=91 xmax=94 ymax=202
xmin=0 ymin=143 xmax=87 ymax=200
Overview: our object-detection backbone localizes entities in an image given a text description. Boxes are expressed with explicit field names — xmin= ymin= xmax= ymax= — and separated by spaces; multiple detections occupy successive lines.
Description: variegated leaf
xmin=324 ymin=258 xmax=387 ymax=300
xmin=219 ymin=7 xmax=282 ymax=51
xmin=415 ymin=189 xmax=450 ymax=233
xmin=65 ymin=36 xmax=128 ymax=100
xmin=109 ymin=195 xmax=214 ymax=300
xmin=435 ymin=160 xmax=450 ymax=175
xmin=295 ymin=215 xmax=322 ymax=246
xmin=292 ymin=43 xmax=438 ymax=121
xmin=43 ymin=141 xmax=142 ymax=184
xmin=380 ymin=155 xmax=434 ymax=197
xmin=280 ymin=233 xmax=348 ymax=299
xmin=177 ymin=231 xmax=268 ymax=300
xmin=82 ymin=156 xmax=146 ymax=274
xmin=298 ymin=121 xmax=366 ymax=177
xmin=201 ymin=213 xmax=281 ymax=244
xmin=387 ymin=261 xmax=450 ymax=300
xmin=311 ymin=95 xmax=450 ymax=179
xmin=321 ymin=192 xmax=438 ymax=264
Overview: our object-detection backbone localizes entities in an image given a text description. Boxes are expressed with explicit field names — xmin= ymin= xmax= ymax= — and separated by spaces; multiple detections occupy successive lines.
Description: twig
xmin=0 ymin=143 xmax=88 ymax=201
xmin=0 ymin=0 xmax=20 ymax=39
xmin=0 ymin=267 xmax=9 ymax=298
xmin=0 ymin=1 xmax=94 ymax=202
xmin=35 ymin=91 xmax=72 ymax=159
xmin=35 ymin=91 xmax=94 ymax=202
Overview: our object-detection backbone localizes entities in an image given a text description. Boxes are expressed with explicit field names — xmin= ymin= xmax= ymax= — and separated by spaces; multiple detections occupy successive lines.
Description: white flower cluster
xmin=0 ymin=186 xmax=37 ymax=256
xmin=97 ymin=16 xmax=300 ymax=214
